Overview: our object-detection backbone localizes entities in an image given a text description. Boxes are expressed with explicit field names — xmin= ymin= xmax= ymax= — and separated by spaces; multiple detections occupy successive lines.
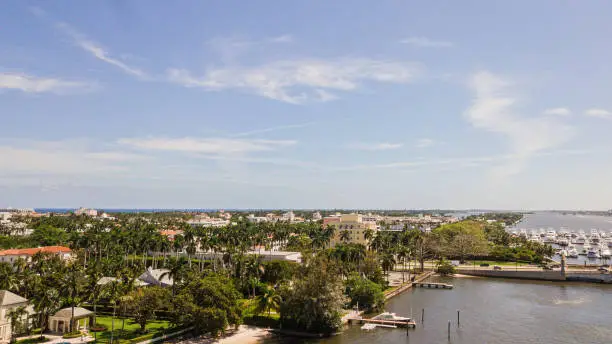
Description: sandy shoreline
xmin=172 ymin=325 xmax=271 ymax=344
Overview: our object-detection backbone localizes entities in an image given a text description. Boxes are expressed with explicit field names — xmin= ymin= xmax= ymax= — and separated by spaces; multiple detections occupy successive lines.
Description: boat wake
xmin=552 ymin=297 xmax=589 ymax=305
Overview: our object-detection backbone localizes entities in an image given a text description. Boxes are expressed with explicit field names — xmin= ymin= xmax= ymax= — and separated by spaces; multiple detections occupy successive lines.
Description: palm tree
xmin=159 ymin=256 xmax=188 ymax=296
xmin=103 ymin=279 xmax=123 ymax=344
xmin=340 ymin=230 xmax=351 ymax=243
xmin=62 ymin=264 xmax=85 ymax=332
xmin=7 ymin=305 xmax=28 ymax=342
xmin=0 ymin=262 xmax=19 ymax=291
xmin=256 ymin=287 xmax=282 ymax=317
xmin=380 ymin=253 xmax=396 ymax=282
xmin=33 ymin=288 xmax=60 ymax=339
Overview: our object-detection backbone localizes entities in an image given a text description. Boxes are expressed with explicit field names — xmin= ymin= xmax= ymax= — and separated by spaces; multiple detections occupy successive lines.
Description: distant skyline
xmin=1 ymin=1 xmax=611 ymax=209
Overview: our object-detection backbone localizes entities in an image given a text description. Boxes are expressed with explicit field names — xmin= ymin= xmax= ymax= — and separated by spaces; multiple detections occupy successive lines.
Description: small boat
xmin=567 ymin=246 xmax=579 ymax=258
xmin=372 ymin=312 xmax=412 ymax=322
xmin=557 ymin=238 xmax=570 ymax=246
xmin=361 ymin=323 xmax=378 ymax=331
xmin=600 ymin=246 xmax=611 ymax=258
xmin=587 ymin=248 xmax=600 ymax=259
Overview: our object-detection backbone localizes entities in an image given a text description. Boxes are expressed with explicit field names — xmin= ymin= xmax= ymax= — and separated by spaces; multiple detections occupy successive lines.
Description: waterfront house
xmin=0 ymin=291 xmax=31 ymax=344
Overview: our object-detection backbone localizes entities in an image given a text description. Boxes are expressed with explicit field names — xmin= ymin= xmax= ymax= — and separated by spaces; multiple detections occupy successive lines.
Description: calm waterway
xmin=262 ymin=213 xmax=612 ymax=344
xmin=263 ymin=276 xmax=612 ymax=344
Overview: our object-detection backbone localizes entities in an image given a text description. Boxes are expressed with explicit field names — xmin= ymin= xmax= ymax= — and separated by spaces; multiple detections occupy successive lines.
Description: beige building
xmin=326 ymin=214 xmax=378 ymax=247
xmin=0 ymin=291 xmax=32 ymax=344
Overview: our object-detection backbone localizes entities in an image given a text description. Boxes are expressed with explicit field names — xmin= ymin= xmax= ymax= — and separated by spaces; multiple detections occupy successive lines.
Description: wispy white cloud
xmin=0 ymin=72 xmax=95 ymax=94
xmin=400 ymin=37 xmax=454 ymax=48
xmin=464 ymin=71 xmax=573 ymax=178
xmin=118 ymin=137 xmax=296 ymax=154
xmin=348 ymin=142 xmax=403 ymax=151
xmin=335 ymin=149 xmax=589 ymax=171
xmin=543 ymin=107 xmax=571 ymax=116
xmin=0 ymin=140 xmax=142 ymax=178
xmin=30 ymin=6 xmax=147 ymax=78
xmin=415 ymin=138 xmax=436 ymax=148
xmin=167 ymin=58 xmax=420 ymax=104
xmin=268 ymin=34 xmax=293 ymax=43
xmin=231 ymin=122 xmax=315 ymax=137
xmin=584 ymin=108 xmax=611 ymax=119
xmin=55 ymin=22 xmax=147 ymax=78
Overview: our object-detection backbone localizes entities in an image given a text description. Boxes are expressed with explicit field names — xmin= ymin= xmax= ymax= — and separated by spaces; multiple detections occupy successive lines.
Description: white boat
xmin=607 ymin=240 xmax=612 ymax=248
xmin=587 ymin=248 xmax=600 ymax=259
xmin=601 ymin=247 xmax=611 ymax=258
xmin=361 ymin=323 xmax=378 ymax=331
xmin=544 ymin=230 xmax=557 ymax=244
xmin=558 ymin=227 xmax=569 ymax=238
xmin=567 ymin=246 xmax=579 ymax=258
xmin=372 ymin=312 xmax=412 ymax=322
xmin=589 ymin=229 xmax=600 ymax=244
xmin=557 ymin=238 xmax=570 ymax=246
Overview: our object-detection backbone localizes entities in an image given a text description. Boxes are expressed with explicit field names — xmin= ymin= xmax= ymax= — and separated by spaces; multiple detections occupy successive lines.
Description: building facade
xmin=326 ymin=214 xmax=378 ymax=247
xmin=0 ymin=291 xmax=31 ymax=344
xmin=0 ymin=246 xmax=72 ymax=265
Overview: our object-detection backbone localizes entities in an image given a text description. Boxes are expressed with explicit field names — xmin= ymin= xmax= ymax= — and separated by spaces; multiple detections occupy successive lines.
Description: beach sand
xmin=175 ymin=325 xmax=271 ymax=344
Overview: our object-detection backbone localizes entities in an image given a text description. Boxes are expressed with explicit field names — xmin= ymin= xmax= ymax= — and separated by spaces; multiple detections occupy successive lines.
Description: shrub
xmin=89 ymin=325 xmax=107 ymax=332
xmin=62 ymin=331 xmax=82 ymax=339
xmin=16 ymin=337 xmax=49 ymax=344
xmin=31 ymin=328 xmax=42 ymax=335
xmin=436 ymin=260 xmax=456 ymax=276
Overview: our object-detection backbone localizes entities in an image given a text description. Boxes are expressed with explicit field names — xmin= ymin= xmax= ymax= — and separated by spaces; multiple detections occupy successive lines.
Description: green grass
xmin=92 ymin=316 xmax=172 ymax=344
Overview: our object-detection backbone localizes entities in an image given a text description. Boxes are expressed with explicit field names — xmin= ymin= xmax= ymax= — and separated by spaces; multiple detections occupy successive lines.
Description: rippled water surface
xmin=263 ymin=276 xmax=612 ymax=344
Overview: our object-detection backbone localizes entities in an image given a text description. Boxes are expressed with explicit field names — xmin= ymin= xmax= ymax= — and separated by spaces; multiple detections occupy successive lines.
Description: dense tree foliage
xmin=279 ymin=255 xmax=347 ymax=334
xmin=344 ymin=273 xmax=384 ymax=312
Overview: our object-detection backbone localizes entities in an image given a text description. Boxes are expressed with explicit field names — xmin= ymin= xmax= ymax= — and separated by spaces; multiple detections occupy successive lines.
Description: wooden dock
xmin=414 ymin=282 xmax=453 ymax=289
xmin=348 ymin=317 xmax=417 ymax=328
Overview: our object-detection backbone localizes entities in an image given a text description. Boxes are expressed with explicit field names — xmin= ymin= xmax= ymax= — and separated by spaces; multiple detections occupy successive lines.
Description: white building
xmin=247 ymin=214 xmax=269 ymax=223
xmin=312 ymin=212 xmax=322 ymax=221
xmin=74 ymin=208 xmax=98 ymax=217
xmin=48 ymin=307 xmax=93 ymax=333
xmin=282 ymin=211 xmax=295 ymax=222
xmin=0 ymin=291 xmax=32 ymax=343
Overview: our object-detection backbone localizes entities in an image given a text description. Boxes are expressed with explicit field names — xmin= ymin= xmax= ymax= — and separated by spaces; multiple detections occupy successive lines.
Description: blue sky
xmin=1 ymin=1 xmax=612 ymax=209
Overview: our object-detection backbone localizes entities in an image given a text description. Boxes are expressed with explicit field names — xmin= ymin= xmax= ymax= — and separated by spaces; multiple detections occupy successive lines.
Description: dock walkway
xmin=347 ymin=318 xmax=417 ymax=328
xmin=413 ymin=282 xmax=453 ymax=289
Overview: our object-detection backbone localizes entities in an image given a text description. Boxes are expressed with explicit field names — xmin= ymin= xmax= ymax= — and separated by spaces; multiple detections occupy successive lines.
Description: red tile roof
xmin=0 ymin=246 xmax=72 ymax=256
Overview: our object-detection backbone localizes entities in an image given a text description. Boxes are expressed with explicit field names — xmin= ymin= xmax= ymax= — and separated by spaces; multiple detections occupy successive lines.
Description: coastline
xmin=171 ymin=326 xmax=271 ymax=344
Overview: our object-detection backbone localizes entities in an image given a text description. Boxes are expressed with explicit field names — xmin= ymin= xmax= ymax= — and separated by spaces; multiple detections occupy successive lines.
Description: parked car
xmin=480 ymin=263 xmax=490 ymax=267
xmin=493 ymin=266 xmax=502 ymax=270
xmin=597 ymin=267 xmax=609 ymax=273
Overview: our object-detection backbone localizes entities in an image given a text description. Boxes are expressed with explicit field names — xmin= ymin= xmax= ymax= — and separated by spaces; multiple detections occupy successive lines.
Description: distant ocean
xmin=34 ymin=208 xmax=221 ymax=214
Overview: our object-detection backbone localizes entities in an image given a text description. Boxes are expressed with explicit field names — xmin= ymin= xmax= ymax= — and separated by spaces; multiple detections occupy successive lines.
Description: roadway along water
xmin=263 ymin=276 xmax=612 ymax=344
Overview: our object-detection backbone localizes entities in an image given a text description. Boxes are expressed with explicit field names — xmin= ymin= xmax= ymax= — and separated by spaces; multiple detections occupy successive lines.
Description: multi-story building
xmin=74 ymin=207 xmax=98 ymax=217
xmin=0 ymin=246 xmax=72 ymax=265
xmin=326 ymin=213 xmax=378 ymax=247
xmin=0 ymin=291 xmax=32 ymax=343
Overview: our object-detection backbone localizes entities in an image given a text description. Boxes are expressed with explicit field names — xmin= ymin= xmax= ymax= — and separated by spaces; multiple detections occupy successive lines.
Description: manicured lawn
xmin=92 ymin=316 xmax=172 ymax=344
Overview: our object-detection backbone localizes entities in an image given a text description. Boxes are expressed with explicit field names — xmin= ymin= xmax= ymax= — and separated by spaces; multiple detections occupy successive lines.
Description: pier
xmin=414 ymin=282 xmax=453 ymax=289
xmin=347 ymin=317 xmax=417 ymax=328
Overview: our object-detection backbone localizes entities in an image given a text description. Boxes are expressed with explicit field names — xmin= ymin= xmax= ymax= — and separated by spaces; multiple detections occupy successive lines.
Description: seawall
xmin=456 ymin=268 xmax=612 ymax=283
xmin=456 ymin=268 xmax=566 ymax=281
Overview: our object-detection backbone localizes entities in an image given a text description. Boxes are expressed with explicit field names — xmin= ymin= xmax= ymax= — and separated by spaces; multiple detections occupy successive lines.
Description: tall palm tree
xmin=340 ymin=230 xmax=351 ymax=243
xmin=256 ymin=287 xmax=282 ymax=317
xmin=7 ymin=305 xmax=28 ymax=343
xmin=380 ymin=253 xmax=396 ymax=282
xmin=62 ymin=264 xmax=85 ymax=332
xmin=33 ymin=288 xmax=60 ymax=338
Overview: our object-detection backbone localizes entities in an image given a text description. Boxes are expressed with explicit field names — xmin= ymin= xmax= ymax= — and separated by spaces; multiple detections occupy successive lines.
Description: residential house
xmin=0 ymin=291 xmax=31 ymax=344
xmin=0 ymin=246 xmax=72 ymax=265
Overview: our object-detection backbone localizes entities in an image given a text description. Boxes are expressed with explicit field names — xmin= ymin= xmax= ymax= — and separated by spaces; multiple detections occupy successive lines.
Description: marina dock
xmin=348 ymin=317 xmax=417 ymax=328
xmin=414 ymin=282 xmax=454 ymax=289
